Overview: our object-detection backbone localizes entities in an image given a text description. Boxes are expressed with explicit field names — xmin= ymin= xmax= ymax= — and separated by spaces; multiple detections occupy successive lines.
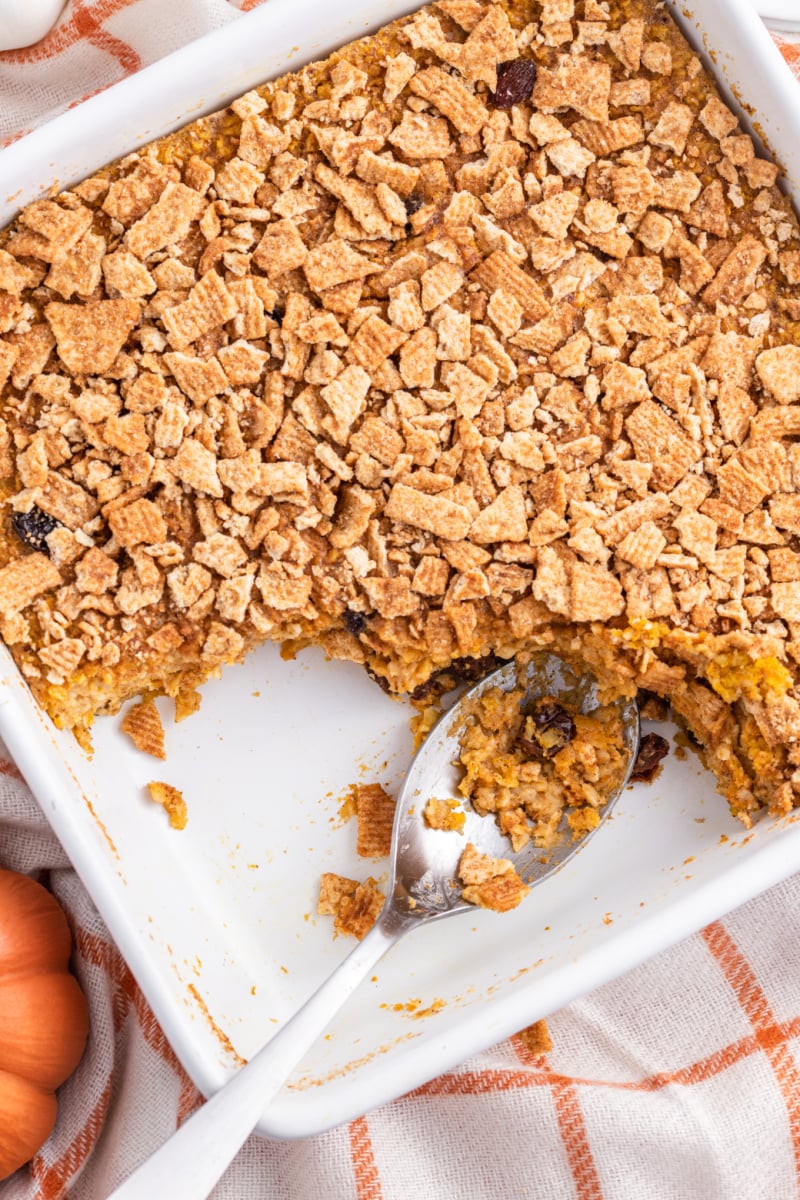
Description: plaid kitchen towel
xmin=2 ymin=4 xmax=800 ymax=1199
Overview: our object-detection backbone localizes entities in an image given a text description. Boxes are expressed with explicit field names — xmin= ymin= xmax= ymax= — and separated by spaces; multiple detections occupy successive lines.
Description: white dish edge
xmin=0 ymin=0 xmax=799 ymax=1138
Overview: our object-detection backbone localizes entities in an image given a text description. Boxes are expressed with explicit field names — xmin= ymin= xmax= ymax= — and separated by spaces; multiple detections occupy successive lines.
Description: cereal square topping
xmin=385 ymin=483 xmax=473 ymax=540
xmin=408 ymin=66 xmax=488 ymax=135
xmin=317 ymin=873 xmax=384 ymax=939
xmin=532 ymin=55 xmax=611 ymax=122
xmin=303 ymin=239 xmax=378 ymax=292
xmin=162 ymin=271 xmax=238 ymax=349
xmin=458 ymin=842 xmax=529 ymax=912
xmin=624 ymin=400 xmax=700 ymax=490
xmin=0 ymin=554 xmax=62 ymax=618
xmin=46 ymin=299 xmax=139 ymax=374
xmin=0 ymin=0 xmax=798 ymax=838
xmin=122 ymin=700 xmax=166 ymax=759
xmin=648 ymin=101 xmax=693 ymax=154
xmin=388 ymin=112 xmax=455 ymax=159
xmin=125 ymin=182 xmax=205 ymax=260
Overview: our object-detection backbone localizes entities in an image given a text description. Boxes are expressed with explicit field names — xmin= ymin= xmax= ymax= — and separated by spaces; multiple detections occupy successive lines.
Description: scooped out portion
xmin=455 ymin=682 xmax=630 ymax=853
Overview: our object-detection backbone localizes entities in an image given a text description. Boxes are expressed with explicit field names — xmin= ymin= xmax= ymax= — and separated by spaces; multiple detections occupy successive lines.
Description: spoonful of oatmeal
xmin=109 ymin=652 xmax=639 ymax=1200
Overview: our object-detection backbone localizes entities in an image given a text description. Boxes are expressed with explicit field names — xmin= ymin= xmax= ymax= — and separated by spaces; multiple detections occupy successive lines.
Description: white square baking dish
xmin=0 ymin=0 xmax=799 ymax=1140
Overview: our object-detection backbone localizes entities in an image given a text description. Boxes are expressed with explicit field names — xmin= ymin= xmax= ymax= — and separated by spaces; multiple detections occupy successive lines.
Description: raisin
xmin=630 ymin=732 xmax=670 ymax=783
xmin=492 ymin=59 xmax=537 ymax=109
xmin=518 ymin=699 xmax=576 ymax=759
xmin=409 ymin=654 xmax=505 ymax=702
xmin=343 ymin=610 xmax=366 ymax=635
xmin=365 ymin=665 xmax=393 ymax=695
xmin=10 ymin=506 xmax=59 ymax=554
xmin=455 ymin=655 xmax=501 ymax=684
xmin=516 ymin=733 xmax=545 ymax=760
xmin=404 ymin=193 xmax=424 ymax=216
xmin=532 ymin=700 xmax=576 ymax=741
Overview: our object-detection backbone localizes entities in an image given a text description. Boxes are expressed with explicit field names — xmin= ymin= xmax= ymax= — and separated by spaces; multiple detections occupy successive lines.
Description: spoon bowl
xmin=388 ymin=651 xmax=640 ymax=930
xmin=109 ymin=652 xmax=639 ymax=1200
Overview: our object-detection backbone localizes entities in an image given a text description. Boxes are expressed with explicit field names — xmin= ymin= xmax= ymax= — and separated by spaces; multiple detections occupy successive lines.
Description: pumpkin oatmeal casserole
xmin=0 ymin=0 xmax=799 ymax=827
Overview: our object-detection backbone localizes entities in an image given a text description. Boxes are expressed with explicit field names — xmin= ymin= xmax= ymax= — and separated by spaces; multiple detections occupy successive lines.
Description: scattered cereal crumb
xmin=516 ymin=1019 xmax=552 ymax=1056
xmin=457 ymin=842 xmax=530 ymax=912
xmin=147 ymin=780 xmax=187 ymax=829
xmin=318 ymin=871 xmax=384 ymax=938
xmin=174 ymin=688 xmax=202 ymax=723
xmin=122 ymin=700 xmax=166 ymax=759
xmin=423 ymin=796 xmax=466 ymax=831
xmin=354 ymin=782 xmax=396 ymax=857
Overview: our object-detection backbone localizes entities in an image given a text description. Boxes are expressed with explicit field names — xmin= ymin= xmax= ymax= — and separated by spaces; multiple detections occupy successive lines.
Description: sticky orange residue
xmin=380 ymin=996 xmax=446 ymax=1019
xmin=83 ymin=795 xmax=119 ymax=859
xmin=411 ymin=998 xmax=446 ymax=1019
xmin=287 ymin=1030 xmax=422 ymax=1090
xmin=336 ymin=784 xmax=358 ymax=825
xmin=381 ymin=998 xmax=421 ymax=1014
xmin=187 ymin=984 xmax=247 ymax=1066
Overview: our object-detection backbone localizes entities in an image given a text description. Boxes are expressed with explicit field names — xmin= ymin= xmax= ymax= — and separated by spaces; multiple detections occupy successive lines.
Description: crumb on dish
xmin=147 ymin=779 xmax=187 ymax=829
xmin=354 ymin=781 xmax=396 ymax=858
xmin=317 ymin=871 xmax=384 ymax=938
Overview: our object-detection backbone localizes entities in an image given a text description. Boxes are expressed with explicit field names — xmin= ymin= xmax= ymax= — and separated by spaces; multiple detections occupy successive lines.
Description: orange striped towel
xmin=0 ymin=0 xmax=245 ymax=147
xmin=2 ymin=8 xmax=800 ymax=1200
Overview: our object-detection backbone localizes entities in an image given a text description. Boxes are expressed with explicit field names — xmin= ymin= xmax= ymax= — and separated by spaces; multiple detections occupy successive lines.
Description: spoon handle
xmin=108 ymin=919 xmax=399 ymax=1200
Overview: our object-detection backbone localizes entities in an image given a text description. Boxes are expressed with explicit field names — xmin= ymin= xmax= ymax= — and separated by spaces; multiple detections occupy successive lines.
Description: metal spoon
xmin=109 ymin=652 xmax=639 ymax=1200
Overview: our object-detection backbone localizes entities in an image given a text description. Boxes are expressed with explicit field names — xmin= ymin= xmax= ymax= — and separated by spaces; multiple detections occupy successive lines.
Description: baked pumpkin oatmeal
xmin=453 ymin=680 xmax=630 ymax=849
xmin=0 ymin=0 xmax=799 ymax=828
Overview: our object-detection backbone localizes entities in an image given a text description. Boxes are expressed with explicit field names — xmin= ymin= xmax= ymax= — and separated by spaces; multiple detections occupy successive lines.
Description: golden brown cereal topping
xmin=0 ymin=0 xmax=799 ymax=831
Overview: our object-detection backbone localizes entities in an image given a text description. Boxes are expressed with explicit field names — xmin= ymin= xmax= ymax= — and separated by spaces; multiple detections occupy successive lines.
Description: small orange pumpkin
xmin=0 ymin=869 xmax=89 ymax=1180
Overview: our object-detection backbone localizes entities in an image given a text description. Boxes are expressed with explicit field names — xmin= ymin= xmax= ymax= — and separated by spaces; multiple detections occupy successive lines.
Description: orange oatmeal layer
xmin=0 ymin=1 xmax=799 ymax=825
xmin=454 ymin=683 xmax=630 ymax=850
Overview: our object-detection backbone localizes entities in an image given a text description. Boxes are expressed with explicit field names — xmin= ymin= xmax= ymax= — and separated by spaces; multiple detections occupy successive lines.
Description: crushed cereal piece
xmin=354 ymin=782 xmax=396 ymax=857
xmin=318 ymin=872 xmax=384 ymax=939
xmin=0 ymin=554 xmax=61 ymax=619
xmin=125 ymin=182 xmax=205 ymax=259
xmin=457 ymin=843 xmax=530 ymax=912
xmin=147 ymin=780 xmax=187 ymax=829
xmin=516 ymin=1019 xmax=553 ymax=1056
xmin=424 ymin=796 xmax=466 ymax=831
xmin=45 ymin=299 xmax=139 ymax=374
xmin=122 ymin=700 xmax=167 ymax=760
